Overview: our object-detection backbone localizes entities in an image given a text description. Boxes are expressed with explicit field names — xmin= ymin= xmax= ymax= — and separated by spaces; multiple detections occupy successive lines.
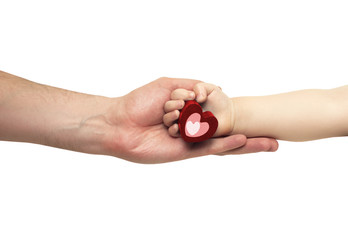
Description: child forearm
xmin=231 ymin=86 xmax=348 ymax=141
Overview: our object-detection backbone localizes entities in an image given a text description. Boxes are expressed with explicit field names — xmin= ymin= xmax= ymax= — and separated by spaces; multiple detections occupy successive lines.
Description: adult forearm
xmin=231 ymin=86 xmax=348 ymax=141
xmin=0 ymin=71 xmax=113 ymax=154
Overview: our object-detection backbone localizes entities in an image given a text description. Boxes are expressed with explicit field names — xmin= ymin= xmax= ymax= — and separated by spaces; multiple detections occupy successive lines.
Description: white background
xmin=1 ymin=0 xmax=348 ymax=239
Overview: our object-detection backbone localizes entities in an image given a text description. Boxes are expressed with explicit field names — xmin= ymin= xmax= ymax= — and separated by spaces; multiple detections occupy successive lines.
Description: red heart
xmin=178 ymin=100 xmax=218 ymax=143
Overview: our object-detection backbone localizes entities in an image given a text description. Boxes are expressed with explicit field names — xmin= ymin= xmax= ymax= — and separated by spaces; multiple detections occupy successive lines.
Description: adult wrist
xmin=46 ymin=94 xmax=116 ymax=155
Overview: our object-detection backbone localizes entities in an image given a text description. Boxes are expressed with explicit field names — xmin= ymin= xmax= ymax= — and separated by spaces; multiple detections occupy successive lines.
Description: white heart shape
xmin=186 ymin=121 xmax=200 ymax=136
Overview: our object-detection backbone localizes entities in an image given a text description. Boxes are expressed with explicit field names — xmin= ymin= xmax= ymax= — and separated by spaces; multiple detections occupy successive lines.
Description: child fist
xmin=163 ymin=82 xmax=234 ymax=138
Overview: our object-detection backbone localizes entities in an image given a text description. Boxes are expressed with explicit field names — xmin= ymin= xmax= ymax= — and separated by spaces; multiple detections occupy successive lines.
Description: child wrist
xmin=229 ymin=97 xmax=241 ymax=135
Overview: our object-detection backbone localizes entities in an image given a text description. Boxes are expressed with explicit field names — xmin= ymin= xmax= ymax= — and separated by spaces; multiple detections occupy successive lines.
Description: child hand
xmin=163 ymin=82 xmax=234 ymax=138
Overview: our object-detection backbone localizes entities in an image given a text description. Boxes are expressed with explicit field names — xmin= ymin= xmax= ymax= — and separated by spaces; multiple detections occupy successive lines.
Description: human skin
xmin=164 ymin=83 xmax=348 ymax=142
xmin=0 ymin=71 xmax=278 ymax=163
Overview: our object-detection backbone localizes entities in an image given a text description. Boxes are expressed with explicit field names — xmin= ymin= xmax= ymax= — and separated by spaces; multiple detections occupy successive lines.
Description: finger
xmin=193 ymin=83 xmax=221 ymax=103
xmin=171 ymin=89 xmax=195 ymax=100
xmin=156 ymin=77 xmax=202 ymax=91
xmin=215 ymin=138 xmax=279 ymax=155
xmin=168 ymin=123 xmax=180 ymax=137
xmin=184 ymin=134 xmax=247 ymax=159
xmin=163 ymin=110 xmax=180 ymax=127
xmin=164 ymin=100 xmax=185 ymax=113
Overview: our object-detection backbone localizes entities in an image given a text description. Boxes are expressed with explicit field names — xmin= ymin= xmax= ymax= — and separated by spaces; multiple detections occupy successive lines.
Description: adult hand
xmin=102 ymin=77 xmax=278 ymax=163
xmin=0 ymin=72 xmax=278 ymax=163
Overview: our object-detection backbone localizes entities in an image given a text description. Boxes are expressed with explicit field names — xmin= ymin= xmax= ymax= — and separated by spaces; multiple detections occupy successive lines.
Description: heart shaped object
xmin=178 ymin=100 xmax=218 ymax=143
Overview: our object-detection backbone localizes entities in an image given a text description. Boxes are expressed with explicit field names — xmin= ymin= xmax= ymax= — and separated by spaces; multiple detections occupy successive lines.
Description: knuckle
xmin=157 ymin=76 xmax=170 ymax=82
xmin=164 ymin=101 xmax=171 ymax=109
xmin=194 ymin=82 xmax=203 ymax=89
xmin=170 ymin=90 xmax=178 ymax=99
xmin=163 ymin=113 xmax=170 ymax=122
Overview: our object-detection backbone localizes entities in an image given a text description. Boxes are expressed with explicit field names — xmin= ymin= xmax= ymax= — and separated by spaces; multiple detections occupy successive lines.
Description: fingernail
xmin=189 ymin=92 xmax=195 ymax=99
